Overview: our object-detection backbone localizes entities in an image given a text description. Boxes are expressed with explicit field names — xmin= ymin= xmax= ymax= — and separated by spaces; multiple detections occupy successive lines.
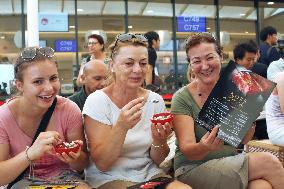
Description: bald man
xmin=69 ymin=60 xmax=108 ymax=111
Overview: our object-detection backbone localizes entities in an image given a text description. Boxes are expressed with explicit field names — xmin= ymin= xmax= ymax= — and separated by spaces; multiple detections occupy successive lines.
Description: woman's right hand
xmin=116 ymin=97 xmax=145 ymax=130
xmin=199 ymin=126 xmax=224 ymax=151
xmin=27 ymin=131 xmax=61 ymax=161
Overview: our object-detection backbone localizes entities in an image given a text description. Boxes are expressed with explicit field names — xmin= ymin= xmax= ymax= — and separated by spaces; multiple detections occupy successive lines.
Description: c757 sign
xmin=177 ymin=16 xmax=206 ymax=32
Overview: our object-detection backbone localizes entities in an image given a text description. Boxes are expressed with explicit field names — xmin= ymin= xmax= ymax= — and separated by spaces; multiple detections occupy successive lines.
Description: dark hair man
xmin=259 ymin=26 xmax=280 ymax=67
xmin=144 ymin=31 xmax=160 ymax=86
xmin=233 ymin=43 xmax=257 ymax=69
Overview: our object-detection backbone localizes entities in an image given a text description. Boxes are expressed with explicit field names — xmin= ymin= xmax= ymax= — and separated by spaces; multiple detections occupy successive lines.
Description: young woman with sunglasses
xmin=0 ymin=47 xmax=90 ymax=188
xmin=83 ymin=33 xmax=191 ymax=189
xmin=76 ymin=34 xmax=107 ymax=87
xmin=171 ymin=33 xmax=284 ymax=189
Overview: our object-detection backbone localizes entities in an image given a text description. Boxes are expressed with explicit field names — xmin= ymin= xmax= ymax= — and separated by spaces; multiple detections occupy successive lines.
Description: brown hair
xmin=108 ymin=37 xmax=148 ymax=60
xmin=185 ymin=32 xmax=222 ymax=63
xmin=14 ymin=47 xmax=57 ymax=81
xmin=88 ymin=34 xmax=105 ymax=51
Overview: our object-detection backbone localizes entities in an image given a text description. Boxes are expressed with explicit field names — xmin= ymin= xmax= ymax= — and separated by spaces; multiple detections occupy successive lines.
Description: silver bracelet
xmin=151 ymin=143 xmax=166 ymax=148
xmin=25 ymin=146 xmax=32 ymax=163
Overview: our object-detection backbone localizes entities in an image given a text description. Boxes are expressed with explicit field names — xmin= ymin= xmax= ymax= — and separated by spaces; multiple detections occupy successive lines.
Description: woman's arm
xmin=149 ymin=123 xmax=172 ymax=165
xmin=174 ymin=114 xmax=223 ymax=160
xmin=0 ymin=144 xmax=29 ymax=185
xmin=85 ymin=117 xmax=129 ymax=171
xmin=85 ymin=97 xmax=145 ymax=172
xmin=64 ymin=125 xmax=89 ymax=172
xmin=276 ymin=72 xmax=284 ymax=113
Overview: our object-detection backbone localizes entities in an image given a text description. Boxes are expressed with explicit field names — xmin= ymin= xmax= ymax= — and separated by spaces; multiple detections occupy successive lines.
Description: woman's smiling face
xmin=17 ymin=59 xmax=60 ymax=109
xmin=187 ymin=42 xmax=222 ymax=85
xmin=112 ymin=45 xmax=148 ymax=88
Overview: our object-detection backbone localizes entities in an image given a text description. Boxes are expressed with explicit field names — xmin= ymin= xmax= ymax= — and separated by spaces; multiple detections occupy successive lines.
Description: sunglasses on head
xmin=20 ymin=47 xmax=54 ymax=61
xmin=111 ymin=33 xmax=148 ymax=58
xmin=185 ymin=32 xmax=216 ymax=45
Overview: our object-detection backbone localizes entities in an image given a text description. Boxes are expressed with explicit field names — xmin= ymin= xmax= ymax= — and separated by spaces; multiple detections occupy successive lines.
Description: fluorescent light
xmin=77 ymin=8 xmax=84 ymax=12
xmin=267 ymin=2 xmax=274 ymax=5
xmin=0 ymin=36 xmax=5 ymax=39
xmin=147 ymin=10 xmax=154 ymax=13
xmin=240 ymin=13 xmax=246 ymax=16
xmin=206 ymin=27 xmax=211 ymax=30
xmin=245 ymin=31 xmax=249 ymax=34
xmin=128 ymin=25 xmax=133 ymax=29
xmin=69 ymin=25 xmax=75 ymax=29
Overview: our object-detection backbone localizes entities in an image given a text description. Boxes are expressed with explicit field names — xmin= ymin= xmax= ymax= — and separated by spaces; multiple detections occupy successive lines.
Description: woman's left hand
xmin=55 ymin=140 xmax=83 ymax=164
xmin=242 ymin=123 xmax=256 ymax=144
xmin=151 ymin=122 xmax=173 ymax=145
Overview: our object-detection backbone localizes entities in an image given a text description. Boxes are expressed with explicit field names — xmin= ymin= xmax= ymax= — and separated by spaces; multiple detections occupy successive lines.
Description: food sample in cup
xmin=151 ymin=112 xmax=173 ymax=125
xmin=54 ymin=141 xmax=81 ymax=155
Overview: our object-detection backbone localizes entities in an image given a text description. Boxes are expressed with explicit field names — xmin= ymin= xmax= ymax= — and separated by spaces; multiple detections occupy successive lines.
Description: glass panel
xmin=219 ymin=0 xmax=256 ymax=63
xmin=128 ymin=0 xmax=174 ymax=94
xmin=77 ymin=0 xmax=125 ymax=64
xmin=175 ymin=0 xmax=215 ymax=88
xmin=259 ymin=1 xmax=284 ymax=48
xmin=39 ymin=0 xmax=76 ymax=96
xmin=0 ymin=0 xmax=23 ymax=99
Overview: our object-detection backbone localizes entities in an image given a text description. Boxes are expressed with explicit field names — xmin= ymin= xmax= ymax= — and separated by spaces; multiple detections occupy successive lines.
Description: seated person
xmin=0 ymin=47 xmax=90 ymax=189
xmin=83 ymin=33 xmax=191 ymax=189
xmin=69 ymin=60 xmax=108 ymax=111
xmin=171 ymin=33 xmax=284 ymax=189
xmin=266 ymin=71 xmax=284 ymax=146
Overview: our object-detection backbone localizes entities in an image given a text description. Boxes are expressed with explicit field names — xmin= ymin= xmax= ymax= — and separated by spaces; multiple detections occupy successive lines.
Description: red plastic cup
xmin=54 ymin=141 xmax=80 ymax=155
xmin=150 ymin=112 xmax=173 ymax=125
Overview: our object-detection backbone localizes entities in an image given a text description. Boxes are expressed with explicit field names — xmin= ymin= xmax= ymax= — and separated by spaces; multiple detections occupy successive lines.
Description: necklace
xmin=198 ymin=93 xmax=202 ymax=97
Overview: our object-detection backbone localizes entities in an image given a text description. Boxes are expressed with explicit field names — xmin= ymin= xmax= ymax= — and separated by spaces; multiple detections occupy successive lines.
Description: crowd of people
xmin=0 ymin=26 xmax=284 ymax=189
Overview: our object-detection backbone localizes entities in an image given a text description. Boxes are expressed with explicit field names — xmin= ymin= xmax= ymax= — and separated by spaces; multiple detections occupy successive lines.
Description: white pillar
xmin=27 ymin=0 xmax=39 ymax=47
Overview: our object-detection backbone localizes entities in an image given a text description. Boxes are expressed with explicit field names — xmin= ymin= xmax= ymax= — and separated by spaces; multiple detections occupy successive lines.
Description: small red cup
xmin=54 ymin=141 xmax=80 ymax=155
xmin=150 ymin=112 xmax=173 ymax=125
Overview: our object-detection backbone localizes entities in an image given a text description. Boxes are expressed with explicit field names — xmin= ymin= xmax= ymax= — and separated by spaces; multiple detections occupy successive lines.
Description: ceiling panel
xmin=128 ymin=2 xmax=146 ymax=15
xmin=103 ymin=1 xmax=125 ymax=15
xmin=39 ymin=0 xmax=62 ymax=13
xmin=143 ymin=2 xmax=173 ymax=17
xmin=77 ymin=1 xmax=105 ymax=15
xmin=13 ymin=0 xmax=27 ymax=14
xmin=272 ymin=8 xmax=284 ymax=17
xmin=181 ymin=4 xmax=215 ymax=18
xmin=0 ymin=0 xmax=13 ymax=15
xmin=219 ymin=6 xmax=251 ymax=19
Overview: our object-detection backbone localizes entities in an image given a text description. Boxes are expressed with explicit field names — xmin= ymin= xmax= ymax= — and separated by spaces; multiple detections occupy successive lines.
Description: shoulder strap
xmin=266 ymin=46 xmax=273 ymax=59
xmin=7 ymin=97 xmax=57 ymax=189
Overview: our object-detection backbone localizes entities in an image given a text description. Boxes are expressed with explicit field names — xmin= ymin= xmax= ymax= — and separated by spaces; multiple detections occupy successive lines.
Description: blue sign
xmin=55 ymin=39 xmax=77 ymax=52
xmin=39 ymin=13 xmax=68 ymax=32
xmin=177 ymin=16 xmax=206 ymax=32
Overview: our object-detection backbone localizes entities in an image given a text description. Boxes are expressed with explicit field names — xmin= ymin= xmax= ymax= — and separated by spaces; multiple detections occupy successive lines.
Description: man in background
xmin=233 ymin=42 xmax=257 ymax=70
xmin=144 ymin=31 xmax=160 ymax=86
xmin=69 ymin=60 xmax=108 ymax=111
xmin=259 ymin=26 xmax=280 ymax=67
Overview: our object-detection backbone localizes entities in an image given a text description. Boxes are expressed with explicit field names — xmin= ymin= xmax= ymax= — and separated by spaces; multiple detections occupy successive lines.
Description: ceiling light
xmin=240 ymin=13 xmax=246 ymax=16
xmin=245 ymin=31 xmax=249 ymax=34
xmin=0 ymin=36 xmax=5 ymax=39
xmin=77 ymin=8 xmax=84 ymax=12
xmin=147 ymin=10 xmax=154 ymax=13
xmin=128 ymin=25 xmax=133 ymax=29
xmin=69 ymin=25 xmax=75 ymax=29
xmin=267 ymin=2 xmax=274 ymax=5
xmin=206 ymin=27 xmax=211 ymax=30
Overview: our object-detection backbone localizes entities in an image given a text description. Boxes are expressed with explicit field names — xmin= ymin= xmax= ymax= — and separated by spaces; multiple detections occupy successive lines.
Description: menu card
xmin=196 ymin=61 xmax=276 ymax=147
